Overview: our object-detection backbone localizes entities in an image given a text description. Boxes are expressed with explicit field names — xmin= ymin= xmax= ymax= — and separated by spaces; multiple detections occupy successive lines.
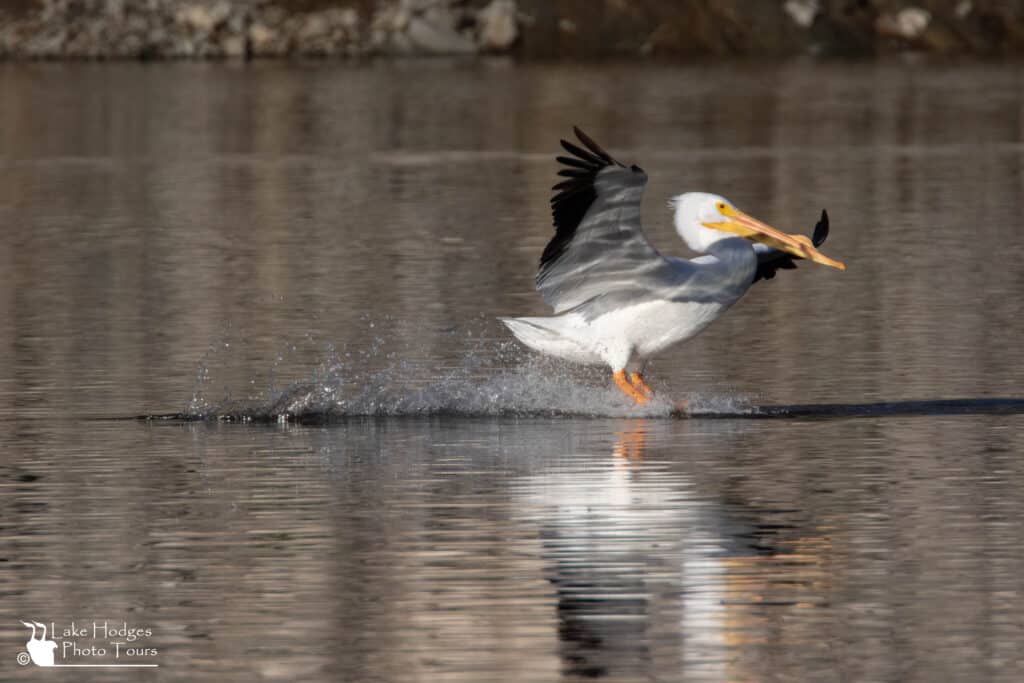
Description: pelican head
xmin=671 ymin=192 xmax=845 ymax=270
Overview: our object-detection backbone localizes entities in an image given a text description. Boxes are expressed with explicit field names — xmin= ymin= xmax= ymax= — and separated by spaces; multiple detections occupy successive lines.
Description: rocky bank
xmin=2 ymin=1 xmax=1024 ymax=59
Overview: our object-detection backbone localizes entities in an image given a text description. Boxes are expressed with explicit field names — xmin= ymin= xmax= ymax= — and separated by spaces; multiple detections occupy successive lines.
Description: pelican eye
xmin=716 ymin=202 xmax=727 ymax=211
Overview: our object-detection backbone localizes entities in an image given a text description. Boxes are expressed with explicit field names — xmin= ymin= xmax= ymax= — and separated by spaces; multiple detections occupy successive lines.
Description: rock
xmin=400 ymin=0 xmax=439 ymax=12
xmin=249 ymin=21 xmax=278 ymax=53
xmin=404 ymin=6 xmax=476 ymax=54
xmin=170 ymin=37 xmax=196 ymax=58
xmin=226 ymin=9 xmax=247 ymax=36
xmin=221 ymin=34 xmax=246 ymax=58
xmin=209 ymin=2 xmax=233 ymax=27
xmin=338 ymin=7 xmax=359 ymax=31
xmin=391 ymin=6 xmax=411 ymax=33
xmin=477 ymin=0 xmax=517 ymax=50
xmin=26 ymin=29 xmax=67 ymax=58
xmin=125 ymin=14 xmax=149 ymax=36
xmin=104 ymin=0 xmax=125 ymax=20
xmin=876 ymin=6 xmax=931 ymax=41
xmin=118 ymin=33 xmax=143 ymax=58
xmin=175 ymin=1 xmax=232 ymax=34
xmin=297 ymin=13 xmax=328 ymax=42
xmin=783 ymin=0 xmax=818 ymax=29
xmin=176 ymin=4 xmax=217 ymax=34
xmin=148 ymin=26 xmax=168 ymax=49
xmin=259 ymin=5 xmax=286 ymax=28
xmin=896 ymin=7 xmax=932 ymax=39
xmin=387 ymin=28 xmax=414 ymax=53
xmin=65 ymin=29 xmax=97 ymax=58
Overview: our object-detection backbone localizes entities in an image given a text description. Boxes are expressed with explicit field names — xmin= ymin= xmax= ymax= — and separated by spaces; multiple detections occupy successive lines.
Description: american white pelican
xmin=501 ymin=127 xmax=845 ymax=406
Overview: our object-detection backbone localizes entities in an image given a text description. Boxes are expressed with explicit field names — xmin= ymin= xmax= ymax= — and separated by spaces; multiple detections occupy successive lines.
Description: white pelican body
xmin=503 ymin=242 xmax=754 ymax=369
xmin=501 ymin=128 xmax=844 ymax=405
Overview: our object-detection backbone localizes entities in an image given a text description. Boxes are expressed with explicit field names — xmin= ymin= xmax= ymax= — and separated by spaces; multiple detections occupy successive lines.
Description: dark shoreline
xmin=4 ymin=1 xmax=1024 ymax=61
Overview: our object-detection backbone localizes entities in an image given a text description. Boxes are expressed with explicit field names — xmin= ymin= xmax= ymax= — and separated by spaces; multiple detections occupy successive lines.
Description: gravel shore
xmin=2 ymin=1 xmax=1023 ymax=60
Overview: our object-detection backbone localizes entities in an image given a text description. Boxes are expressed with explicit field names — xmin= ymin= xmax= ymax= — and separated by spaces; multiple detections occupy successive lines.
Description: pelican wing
xmin=752 ymin=210 xmax=830 ymax=283
xmin=536 ymin=127 xmax=673 ymax=313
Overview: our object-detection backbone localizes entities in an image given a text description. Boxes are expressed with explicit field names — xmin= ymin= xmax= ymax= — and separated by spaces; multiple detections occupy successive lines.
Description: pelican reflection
xmin=515 ymin=421 xmax=832 ymax=680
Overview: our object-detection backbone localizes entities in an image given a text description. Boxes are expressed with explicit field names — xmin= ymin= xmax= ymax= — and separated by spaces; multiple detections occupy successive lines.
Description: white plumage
xmin=501 ymin=128 xmax=844 ymax=405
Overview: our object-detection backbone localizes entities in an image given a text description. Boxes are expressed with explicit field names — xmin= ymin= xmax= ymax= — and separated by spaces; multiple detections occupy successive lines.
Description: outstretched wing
xmin=536 ymin=127 xmax=671 ymax=313
xmin=752 ymin=210 xmax=831 ymax=283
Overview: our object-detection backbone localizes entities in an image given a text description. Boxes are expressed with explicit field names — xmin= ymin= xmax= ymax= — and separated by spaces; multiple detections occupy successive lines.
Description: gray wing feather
xmin=534 ymin=130 xmax=833 ymax=322
xmin=537 ymin=129 xmax=681 ymax=313
xmin=535 ymin=128 xmax=770 ymax=323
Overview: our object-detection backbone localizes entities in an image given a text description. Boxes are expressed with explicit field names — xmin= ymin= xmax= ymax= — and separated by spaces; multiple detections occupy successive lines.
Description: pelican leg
xmin=613 ymin=370 xmax=649 ymax=405
xmin=629 ymin=372 xmax=654 ymax=398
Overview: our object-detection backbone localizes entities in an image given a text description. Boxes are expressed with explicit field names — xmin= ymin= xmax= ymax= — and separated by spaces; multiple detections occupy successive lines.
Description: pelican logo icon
xmin=18 ymin=621 xmax=56 ymax=667
xmin=16 ymin=618 xmax=159 ymax=668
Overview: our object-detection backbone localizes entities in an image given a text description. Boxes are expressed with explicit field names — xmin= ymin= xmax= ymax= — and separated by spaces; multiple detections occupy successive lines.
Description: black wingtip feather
xmin=559 ymin=139 xmax=603 ymax=166
xmin=539 ymin=127 xmax=648 ymax=280
xmin=752 ymin=209 xmax=832 ymax=284
xmin=555 ymin=155 xmax=591 ymax=170
xmin=572 ymin=126 xmax=615 ymax=164
xmin=813 ymin=209 xmax=829 ymax=247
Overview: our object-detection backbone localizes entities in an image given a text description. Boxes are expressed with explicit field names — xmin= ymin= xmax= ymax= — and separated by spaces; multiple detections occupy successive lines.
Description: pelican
xmin=501 ymin=127 xmax=845 ymax=406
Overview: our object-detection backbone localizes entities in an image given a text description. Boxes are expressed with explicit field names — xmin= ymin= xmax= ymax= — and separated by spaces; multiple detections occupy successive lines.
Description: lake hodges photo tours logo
xmin=17 ymin=619 xmax=158 ymax=669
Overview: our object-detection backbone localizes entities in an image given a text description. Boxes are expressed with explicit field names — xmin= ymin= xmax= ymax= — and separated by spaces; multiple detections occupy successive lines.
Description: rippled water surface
xmin=2 ymin=60 xmax=1024 ymax=681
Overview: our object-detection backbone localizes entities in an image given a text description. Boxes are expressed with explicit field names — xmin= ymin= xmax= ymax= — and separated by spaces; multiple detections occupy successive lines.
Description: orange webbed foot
xmin=629 ymin=372 xmax=654 ymax=398
xmin=613 ymin=370 xmax=650 ymax=405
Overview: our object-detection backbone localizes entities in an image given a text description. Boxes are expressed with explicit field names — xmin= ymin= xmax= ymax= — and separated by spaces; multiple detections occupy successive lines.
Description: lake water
xmin=1 ymin=59 xmax=1023 ymax=681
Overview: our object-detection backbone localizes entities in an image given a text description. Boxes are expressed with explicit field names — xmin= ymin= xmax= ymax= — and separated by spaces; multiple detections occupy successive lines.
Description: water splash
xmin=180 ymin=318 xmax=757 ymax=422
xmin=171 ymin=321 xmax=1024 ymax=422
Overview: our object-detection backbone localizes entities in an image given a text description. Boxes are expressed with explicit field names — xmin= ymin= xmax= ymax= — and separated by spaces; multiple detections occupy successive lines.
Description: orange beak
xmin=703 ymin=205 xmax=846 ymax=270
